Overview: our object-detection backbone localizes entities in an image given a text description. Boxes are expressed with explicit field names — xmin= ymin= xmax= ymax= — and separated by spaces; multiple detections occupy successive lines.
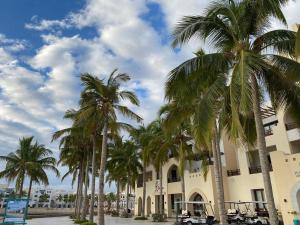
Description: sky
xmin=0 ymin=0 xmax=299 ymax=192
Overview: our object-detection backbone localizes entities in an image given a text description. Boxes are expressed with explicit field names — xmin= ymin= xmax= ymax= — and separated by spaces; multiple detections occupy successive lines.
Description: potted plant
xmin=289 ymin=211 xmax=299 ymax=225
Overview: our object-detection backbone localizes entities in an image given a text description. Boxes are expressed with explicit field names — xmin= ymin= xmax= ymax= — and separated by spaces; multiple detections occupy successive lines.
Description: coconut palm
xmin=107 ymin=139 xmax=142 ymax=216
xmin=0 ymin=137 xmax=59 ymax=197
xmin=27 ymin=142 xmax=59 ymax=197
xmin=79 ymin=70 xmax=142 ymax=225
xmin=158 ymin=109 xmax=196 ymax=211
xmin=146 ymin=119 xmax=172 ymax=217
xmin=53 ymin=114 xmax=92 ymax=220
xmin=166 ymin=45 xmax=258 ymax=225
xmin=171 ymin=1 xmax=300 ymax=225
xmin=130 ymin=125 xmax=152 ymax=217
xmin=106 ymin=137 xmax=128 ymax=216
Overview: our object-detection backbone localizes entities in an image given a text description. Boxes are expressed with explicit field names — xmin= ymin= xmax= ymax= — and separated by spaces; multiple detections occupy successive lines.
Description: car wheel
xmin=187 ymin=222 xmax=193 ymax=225
xmin=236 ymin=219 xmax=241 ymax=224
xmin=256 ymin=221 xmax=262 ymax=225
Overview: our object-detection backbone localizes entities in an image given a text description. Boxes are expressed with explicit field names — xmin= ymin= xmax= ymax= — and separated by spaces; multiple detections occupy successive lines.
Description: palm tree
xmin=106 ymin=138 xmax=128 ymax=216
xmin=0 ymin=137 xmax=59 ymax=197
xmin=130 ymin=125 xmax=152 ymax=217
xmin=105 ymin=192 xmax=117 ymax=212
xmin=107 ymin=139 xmax=142 ymax=216
xmin=27 ymin=142 xmax=59 ymax=198
xmin=146 ymin=119 xmax=172 ymax=217
xmin=171 ymin=2 xmax=300 ymax=225
xmin=79 ymin=70 xmax=142 ymax=225
xmin=53 ymin=109 xmax=94 ymax=220
xmin=158 ymin=110 xmax=195 ymax=211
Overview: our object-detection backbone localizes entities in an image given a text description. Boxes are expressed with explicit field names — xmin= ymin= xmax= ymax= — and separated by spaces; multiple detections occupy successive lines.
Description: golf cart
xmin=225 ymin=201 xmax=247 ymax=224
xmin=175 ymin=201 xmax=216 ymax=225
xmin=225 ymin=201 xmax=269 ymax=225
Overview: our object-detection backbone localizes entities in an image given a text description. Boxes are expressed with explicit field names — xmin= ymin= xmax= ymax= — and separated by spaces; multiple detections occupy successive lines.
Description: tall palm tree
xmin=79 ymin=70 xmax=142 ymax=225
xmin=130 ymin=125 xmax=152 ymax=217
xmin=106 ymin=137 xmax=127 ymax=216
xmin=0 ymin=137 xmax=59 ymax=197
xmin=158 ymin=109 xmax=195 ymax=211
xmin=107 ymin=138 xmax=142 ymax=216
xmin=171 ymin=1 xmax=300 ymax=225
xmin=146 ymin=119 xmax=171 ymax=217
xmin=53 ymin=113 xmax=92 ymax=220
xmin=165 ymin=45 xmax=257 ymax=225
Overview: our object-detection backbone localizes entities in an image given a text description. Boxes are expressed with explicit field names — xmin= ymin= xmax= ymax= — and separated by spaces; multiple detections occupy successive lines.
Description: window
xmin=253 ymin=189 xmax=265 ymax=210
xmin=146 ymin=171 xmax=152 ymax=182
xmin=263 ymin=121 xmax=278 ymax=136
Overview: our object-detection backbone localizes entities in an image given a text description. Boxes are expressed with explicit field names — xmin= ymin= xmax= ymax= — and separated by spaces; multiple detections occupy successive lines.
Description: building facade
xmin=134 ymin=108 xmax=300 ymax=225
xmin=29 ymin=187 xmax=75 ymax=208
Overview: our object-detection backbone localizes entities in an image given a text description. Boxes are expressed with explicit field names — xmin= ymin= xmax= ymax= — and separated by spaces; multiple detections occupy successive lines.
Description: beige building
xmin=134 ymin=108 xmax=300 ymax=225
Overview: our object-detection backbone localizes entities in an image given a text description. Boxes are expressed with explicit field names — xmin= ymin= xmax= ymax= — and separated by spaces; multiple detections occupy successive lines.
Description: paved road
xmin=28 ymin=216 xmax=175 ymax=225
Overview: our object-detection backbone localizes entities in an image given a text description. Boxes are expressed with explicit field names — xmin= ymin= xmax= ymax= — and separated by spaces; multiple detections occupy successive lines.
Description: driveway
xmin=28 ymin=216 xmax=175 ymax=225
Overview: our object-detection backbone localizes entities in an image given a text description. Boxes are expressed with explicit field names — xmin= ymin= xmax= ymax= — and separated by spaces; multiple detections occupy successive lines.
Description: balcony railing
xmin=285 ymin=122 xmax=299 ymax=131
xmin=249 ymin=166 xmax=261 ymax=174
xmin=264 ymin=129 xmax=273 ymax=136
xmin=167 ymin=177 xmax=181 ymax=183
xmin=249 ymin=165 xmax=273 ymax=174
xmin=227 ymin=169 xmax=241 ymax=176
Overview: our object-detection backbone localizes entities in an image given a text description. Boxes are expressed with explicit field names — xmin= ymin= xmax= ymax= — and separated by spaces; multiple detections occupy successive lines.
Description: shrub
xmin=111 ymin=210 xmax=119 ymax=217
xmin=152 ymin=213 xmax=166 ymax=222
xmin=120 ymin=210 xmax=133 ymax=218
xmin=80 ymin=222 xmax=97 ymax=225
xmin=74 ymin=219 xmax=88 ymax=224
xmin=134 ymin=216 xmax=148 ymax=220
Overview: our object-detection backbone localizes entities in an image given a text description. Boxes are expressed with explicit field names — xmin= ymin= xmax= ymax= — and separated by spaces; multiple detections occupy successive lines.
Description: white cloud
xmin=25 ymin=15 xmax=72 ymax=32
xmin=1 ymin=0 xmax=300 ymax=190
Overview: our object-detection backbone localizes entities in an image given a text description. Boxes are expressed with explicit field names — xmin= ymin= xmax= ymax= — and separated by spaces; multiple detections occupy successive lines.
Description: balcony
xmin=249 ymin=165 xmax=273 ymax=174
xmin=264 ymin=129 xmax=273 ymax=136
xmin=286 ymin=122 xmax=299 ymax=131
xmin=167 ymin=177 xmax=181 ymax=183
xmin=249 ymin=166 xmax=261 ymax=174
xmin=227 ymin=169 xmax=240 ymax=176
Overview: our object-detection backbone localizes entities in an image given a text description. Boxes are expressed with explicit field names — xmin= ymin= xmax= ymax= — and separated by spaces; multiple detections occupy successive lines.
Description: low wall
xmin=0 ymin=208 xmax=74 ymax=218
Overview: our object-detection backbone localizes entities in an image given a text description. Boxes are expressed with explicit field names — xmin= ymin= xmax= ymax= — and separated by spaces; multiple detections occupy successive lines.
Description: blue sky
xmin=0 ymin=0 xmax=299 ymax=192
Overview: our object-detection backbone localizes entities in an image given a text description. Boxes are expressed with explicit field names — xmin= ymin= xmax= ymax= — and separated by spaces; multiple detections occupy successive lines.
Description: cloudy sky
xmin=0 ymin=0 xmax=299 ymax=191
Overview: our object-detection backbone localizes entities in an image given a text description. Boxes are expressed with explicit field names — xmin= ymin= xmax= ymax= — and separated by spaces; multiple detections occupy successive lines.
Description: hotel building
xmin=134 ymin=108 xmax=300 ymax=225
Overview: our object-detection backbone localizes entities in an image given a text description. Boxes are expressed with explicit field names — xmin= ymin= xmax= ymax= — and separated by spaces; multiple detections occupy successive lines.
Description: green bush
xmin=111 ymin=210 xmax=119 ymax=217
xmin=152 ymin=213 xmax=167 ymax=222
xmin=80 ymin=222 xmax=97 ymax=225
xmin=134 ymin=216 xmax=148 ymax=220
xmin=120 ymin=210 xmax=132 ymax=218
xmin=74 ymin=219 xmax=88 ymax=224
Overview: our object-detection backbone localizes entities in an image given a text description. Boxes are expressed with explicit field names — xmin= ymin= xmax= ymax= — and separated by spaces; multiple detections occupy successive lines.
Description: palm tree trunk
xmin=89 ymin=135 xmax=97 ymax=222
xmin=76 ymin=163 xmax=84 ymax=219
xmin=82 ymin=159 xmax=89 ymax=220
xmin=212 ymin=133 xmax=227 ymax=225
xmin=142 ymin=162 xmax=146 ymax=217
xmin=79 ymin=165 xmax=85 ymax=219
xmin=126 ymin=179 xmax=130 ymax=214
xmin=116 ymin=182 xmax=120 ymax=216
xmin=28 ymin=178 xmax=33 ymax=199
xmin=159 ymin=165 xmax=163 ymax=215
xmin=19 ymin=175 xmax=24 ymax=197
xmin=181 ymin=175 xmax=186 ymax=211
xmin=74 ymin=174 xmax=80 ymax=216
xmin=251 ymin=75 xmax=278 ymax=225
xmin=98 ymin=119 xmax=108 ymax=225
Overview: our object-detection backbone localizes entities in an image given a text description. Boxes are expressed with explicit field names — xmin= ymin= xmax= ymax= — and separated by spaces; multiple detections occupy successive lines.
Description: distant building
xmin=28 ymin=187 xmax=75 ymax=208
xmin=0 ymin=184 xmax=15 ymax=208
